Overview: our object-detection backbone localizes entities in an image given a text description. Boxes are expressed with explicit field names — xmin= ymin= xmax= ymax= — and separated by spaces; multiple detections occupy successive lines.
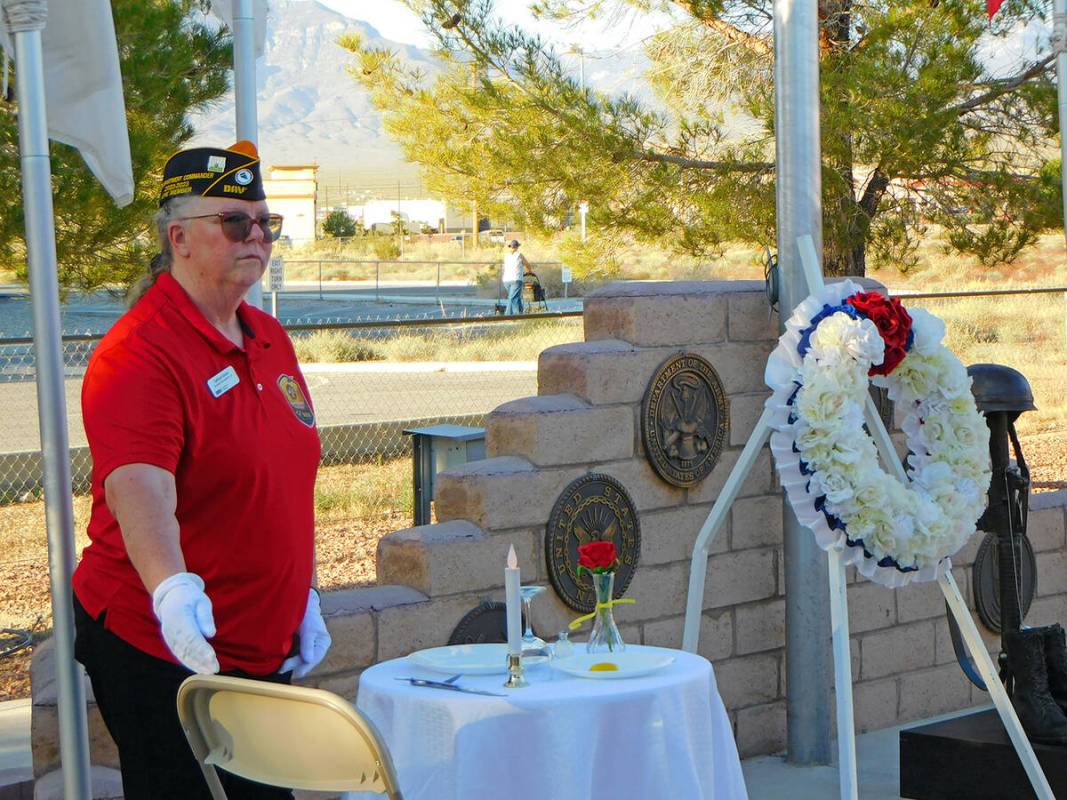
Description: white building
xmin=263 ymin=165 xmax=318 ymax=243
xmin=347 ymin=198 xmax=447 ymax=232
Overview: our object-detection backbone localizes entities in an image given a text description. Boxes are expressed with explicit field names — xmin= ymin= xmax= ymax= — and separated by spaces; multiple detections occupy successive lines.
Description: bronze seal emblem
xmin=448 ymin=601 xmax=511 ymax=645
xmin=277 ymin=374 xmax=316 ymax=428
xmin=641 ymin=353 xmax=728 ymax=487
xmin=545 ymin=473 xmax=640 ymax=613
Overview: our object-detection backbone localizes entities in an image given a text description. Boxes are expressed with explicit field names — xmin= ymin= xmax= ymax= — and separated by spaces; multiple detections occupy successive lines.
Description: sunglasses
xmin=179 ymin=212 xmax=284 ymax=243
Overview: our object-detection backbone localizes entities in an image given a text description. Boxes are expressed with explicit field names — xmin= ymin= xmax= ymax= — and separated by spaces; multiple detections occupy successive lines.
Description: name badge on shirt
xmin=207 ymin=366 xmax=240 ymax=398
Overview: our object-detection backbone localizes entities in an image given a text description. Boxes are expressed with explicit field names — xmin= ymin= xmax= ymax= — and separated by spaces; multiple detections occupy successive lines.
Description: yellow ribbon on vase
xmin=568 ymin=597 xmax=637 ymax=631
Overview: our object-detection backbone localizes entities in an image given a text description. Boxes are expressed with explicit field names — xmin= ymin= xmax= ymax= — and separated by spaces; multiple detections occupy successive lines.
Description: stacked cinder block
xmin=378 ymin=281 xmax=789 ymax=753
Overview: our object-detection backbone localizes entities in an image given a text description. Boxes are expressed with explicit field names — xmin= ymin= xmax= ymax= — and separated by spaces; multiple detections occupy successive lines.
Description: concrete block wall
xmin=32 ymin=279 xmax=1067 ymax=783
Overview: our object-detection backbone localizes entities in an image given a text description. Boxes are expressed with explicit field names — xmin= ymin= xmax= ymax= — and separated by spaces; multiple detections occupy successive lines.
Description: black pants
xmin=73 ymin=596 xmax=294 ymax=800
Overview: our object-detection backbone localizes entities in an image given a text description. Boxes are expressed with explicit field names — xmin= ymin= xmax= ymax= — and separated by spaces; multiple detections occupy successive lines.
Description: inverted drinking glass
xmin=519 ymin=585 xmax=549 ymax=663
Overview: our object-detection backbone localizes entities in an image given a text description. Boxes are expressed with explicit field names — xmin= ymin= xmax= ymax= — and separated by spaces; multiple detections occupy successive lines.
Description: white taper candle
xmin=505 ymin=544 xmax=522 ymax=656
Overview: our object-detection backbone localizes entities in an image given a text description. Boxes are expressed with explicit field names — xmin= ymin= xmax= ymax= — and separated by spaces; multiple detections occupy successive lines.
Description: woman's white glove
xmin=151 ymin=572 xmax=220 ymax=674
xmin=281 ymin=588 xmax=331 ymax=679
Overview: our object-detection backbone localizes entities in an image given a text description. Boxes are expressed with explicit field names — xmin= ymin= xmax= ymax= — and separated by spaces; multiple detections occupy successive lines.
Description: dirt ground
xmin=0 ymin=436 xmax=1063 ymax=702
xmin=0 ymin=511 xmax=408 ymax=702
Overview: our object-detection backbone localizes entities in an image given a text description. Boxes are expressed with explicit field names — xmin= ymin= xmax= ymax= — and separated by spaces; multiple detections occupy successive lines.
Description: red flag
xmin=987 ymin=0 xmax=1005 ymax=19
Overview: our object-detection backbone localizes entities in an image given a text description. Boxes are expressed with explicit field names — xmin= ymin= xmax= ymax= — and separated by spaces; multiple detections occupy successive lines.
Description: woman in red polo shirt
xmin=71 ymin=142 xmax=328 ymax=800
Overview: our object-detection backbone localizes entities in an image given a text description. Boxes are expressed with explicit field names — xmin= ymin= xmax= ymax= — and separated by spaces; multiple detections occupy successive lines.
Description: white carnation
xmin=907 ymin=307 xmax=945 ymax=355
xmin=809 ymin=313 xmax=886 ymax=368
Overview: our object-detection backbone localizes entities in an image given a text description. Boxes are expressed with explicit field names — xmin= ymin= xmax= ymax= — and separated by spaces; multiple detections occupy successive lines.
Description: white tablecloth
xmin=352 ymin=645 xmax=748 ymax=800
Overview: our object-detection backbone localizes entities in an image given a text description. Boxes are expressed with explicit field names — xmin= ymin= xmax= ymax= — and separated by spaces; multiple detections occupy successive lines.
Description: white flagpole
xmin=233 ymin=0 xmax=263 ymax=308
xmin=774 ymin=0 xmax=833 ymax=765
xmin=1055 ymin=0 xmax=1067 ymax=251
xmin=2 ymin=1 xmax=92 ymax=796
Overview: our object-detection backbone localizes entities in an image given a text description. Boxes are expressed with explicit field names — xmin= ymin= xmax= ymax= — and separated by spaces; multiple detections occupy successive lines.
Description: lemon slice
xmin=589 ymin=662 xmax=618 ymax=672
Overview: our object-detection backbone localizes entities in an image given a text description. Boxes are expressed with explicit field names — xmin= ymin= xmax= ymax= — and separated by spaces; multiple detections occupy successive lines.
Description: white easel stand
xmin=681 ymin=235 xmax=1054 ymax=800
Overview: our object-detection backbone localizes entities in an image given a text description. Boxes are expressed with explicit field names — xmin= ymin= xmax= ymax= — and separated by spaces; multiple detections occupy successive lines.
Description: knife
xmin=395 ymin=677 xmax=507 ymax=697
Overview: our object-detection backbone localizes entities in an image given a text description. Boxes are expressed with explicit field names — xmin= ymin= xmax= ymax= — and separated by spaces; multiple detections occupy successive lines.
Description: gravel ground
xmin=1019 ymin=432 xmax=1067 ymax=494
xmin=0 ymin=512 xmax=406 ymax=701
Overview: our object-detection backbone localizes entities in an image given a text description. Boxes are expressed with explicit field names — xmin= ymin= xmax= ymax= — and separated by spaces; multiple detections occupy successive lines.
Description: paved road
xmin=0 ymin=284 xmax=582 ymax=338
xmin=0 ymin=366 xmax=538 ymax=453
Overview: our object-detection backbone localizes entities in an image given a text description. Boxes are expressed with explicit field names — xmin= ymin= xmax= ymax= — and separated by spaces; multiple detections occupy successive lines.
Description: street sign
xmin=561 ymin=266 xmax=572 ymax=284
xmin=268 ymin=257 xmax=285 ymax=292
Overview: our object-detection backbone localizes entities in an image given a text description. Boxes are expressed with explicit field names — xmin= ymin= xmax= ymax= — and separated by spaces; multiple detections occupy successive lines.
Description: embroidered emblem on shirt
xmin=277 ymin=374 xmax=315 ymax=427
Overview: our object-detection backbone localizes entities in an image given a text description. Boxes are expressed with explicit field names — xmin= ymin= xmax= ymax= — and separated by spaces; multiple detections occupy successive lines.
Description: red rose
xmin=578 ymin=540 xmax=618 ymax=572
xmin=845 ymin=291 xmax=912 ymax=376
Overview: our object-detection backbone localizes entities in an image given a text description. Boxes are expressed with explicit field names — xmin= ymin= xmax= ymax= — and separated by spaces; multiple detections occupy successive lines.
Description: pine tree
xmin=343 ymin=0 xmax=1060 ymax=275
xmin=323 ymin=209 xmax=359 ymax=237
xmin=0 ymin=0 xmax=231 ymax=292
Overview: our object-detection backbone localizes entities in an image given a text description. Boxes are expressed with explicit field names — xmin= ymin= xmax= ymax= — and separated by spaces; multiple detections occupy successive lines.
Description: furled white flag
xmin=208 ymin=0 xmax=269 ymax=57
xmin=39 ymin=0 xmax=134 ymax=206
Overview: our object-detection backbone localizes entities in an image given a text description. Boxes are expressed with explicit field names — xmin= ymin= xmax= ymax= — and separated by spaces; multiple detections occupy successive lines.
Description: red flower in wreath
xmin=845 ymin=291 xmax=912 ymax=376
xmin=578 ymin=540 xmax=618 ymax=575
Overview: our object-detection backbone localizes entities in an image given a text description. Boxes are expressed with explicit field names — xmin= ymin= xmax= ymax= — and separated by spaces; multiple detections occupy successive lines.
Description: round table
xmin=351 ymin=645 xmax=748 ymax=800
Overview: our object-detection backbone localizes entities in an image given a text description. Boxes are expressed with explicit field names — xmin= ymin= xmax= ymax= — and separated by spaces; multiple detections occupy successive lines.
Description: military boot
xmin=1005 ymin=629 xmax=1067 ymax=745
xmin=1040 ymin=624 xmax=1067 ymax=716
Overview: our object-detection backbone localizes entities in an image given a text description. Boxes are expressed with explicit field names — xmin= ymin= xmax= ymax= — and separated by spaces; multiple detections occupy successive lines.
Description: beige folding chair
xmin=177 ymin=674 xmax=403 ymax=799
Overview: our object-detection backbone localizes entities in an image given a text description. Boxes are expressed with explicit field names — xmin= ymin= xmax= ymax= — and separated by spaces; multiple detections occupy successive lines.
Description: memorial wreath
xmin=765 ymin=280 xmax=992 ymax=588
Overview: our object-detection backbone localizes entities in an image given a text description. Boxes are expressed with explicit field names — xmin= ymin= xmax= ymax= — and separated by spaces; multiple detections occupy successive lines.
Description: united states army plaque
xmin=545 ymin=473 xmax=640 ymax=613
xmin=642 ymin=353 xmax=728 ymax=487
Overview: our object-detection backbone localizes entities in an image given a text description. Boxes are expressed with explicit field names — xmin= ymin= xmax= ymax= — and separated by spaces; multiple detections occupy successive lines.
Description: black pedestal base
xmin=899 ymin=708 xmax=1067 ymax=799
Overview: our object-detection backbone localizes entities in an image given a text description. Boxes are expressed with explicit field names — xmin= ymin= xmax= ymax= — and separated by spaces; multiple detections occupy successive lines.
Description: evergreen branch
xmin=953 ymin=54 xmax=1055 ymax=115
xmin=636 ymin=149 xmax=773 ymax=172
xmin=670 ymin=1 xmax=773 ymax=56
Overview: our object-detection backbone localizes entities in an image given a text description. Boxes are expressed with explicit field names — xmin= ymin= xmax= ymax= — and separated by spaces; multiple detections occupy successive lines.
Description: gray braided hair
xmin=127 ymin=195 xmax=195 ymax=306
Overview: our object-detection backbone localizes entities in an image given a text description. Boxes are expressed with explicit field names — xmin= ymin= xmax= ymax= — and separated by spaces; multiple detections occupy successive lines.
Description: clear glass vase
xmin=586 ymin=571 xmax=626 ymax=654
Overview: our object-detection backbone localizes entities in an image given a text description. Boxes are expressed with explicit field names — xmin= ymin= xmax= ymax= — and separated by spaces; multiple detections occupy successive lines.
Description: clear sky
xmin=316 ymin=0 xmax=672 ymax=52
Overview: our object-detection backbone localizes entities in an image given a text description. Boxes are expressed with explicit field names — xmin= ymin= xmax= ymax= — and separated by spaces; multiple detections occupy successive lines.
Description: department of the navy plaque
xmin=545 ymin=473 xmax=640 ymax=613
xmin=642 ymin=353 xmax=728 ymax=487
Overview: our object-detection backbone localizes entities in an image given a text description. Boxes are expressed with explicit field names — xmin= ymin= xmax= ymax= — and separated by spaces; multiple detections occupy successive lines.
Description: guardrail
xmin=892 ymin=285 xmax=1067 ymax=350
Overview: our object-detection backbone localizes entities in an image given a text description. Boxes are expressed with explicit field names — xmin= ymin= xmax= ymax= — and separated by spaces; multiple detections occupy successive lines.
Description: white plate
xmin=406 ymin=643 xmax=510 ymax=675
xmin=551 ymin=650 xmax=675 ymax=680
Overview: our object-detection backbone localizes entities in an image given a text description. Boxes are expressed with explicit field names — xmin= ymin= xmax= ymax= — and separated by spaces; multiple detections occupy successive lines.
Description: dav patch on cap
xmin=159 ymin=140 xmax=266 ymax=206
xmin=277 ymin=374 xmax=315 ymax=428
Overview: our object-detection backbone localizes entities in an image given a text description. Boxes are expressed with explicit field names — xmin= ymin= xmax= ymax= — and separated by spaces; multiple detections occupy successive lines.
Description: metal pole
xmin=233 ymin=0 xmax=263 ymax=310
xmin=1056 ymin=0 xmax=1067 ymax=251
xmin=471 ymin=199 xmax=478 ymax=251
xmin=774 ymin=0 xmax=832 ymax=765
xmin=7 ymin=11 xmax=92 ymax=797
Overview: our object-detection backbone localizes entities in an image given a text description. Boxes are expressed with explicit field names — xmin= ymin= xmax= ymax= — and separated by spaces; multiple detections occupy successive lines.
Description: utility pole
xmin=569 ymin=44 xmax=585 ymax=90
xmin=397 ymin=180 xmax=403 ymax=255
xmin=472 ymin=198 xmax=479 ymax=251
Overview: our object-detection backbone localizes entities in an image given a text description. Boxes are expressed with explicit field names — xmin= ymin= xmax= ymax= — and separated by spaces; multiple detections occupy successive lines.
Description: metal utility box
xmin=404 ymin=424 xmax=486 ymax=526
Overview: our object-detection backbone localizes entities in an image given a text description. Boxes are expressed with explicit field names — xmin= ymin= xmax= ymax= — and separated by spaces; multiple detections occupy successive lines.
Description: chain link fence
xmin=268 ymin=258 xmax=569 ymax=312
xmin=0 ymin=313 xmax=584 ymax=502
